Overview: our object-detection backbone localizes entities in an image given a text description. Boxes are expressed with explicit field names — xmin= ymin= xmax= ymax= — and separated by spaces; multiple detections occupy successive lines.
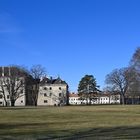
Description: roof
xmin=40 ymin=77 xmax=67 ymax=85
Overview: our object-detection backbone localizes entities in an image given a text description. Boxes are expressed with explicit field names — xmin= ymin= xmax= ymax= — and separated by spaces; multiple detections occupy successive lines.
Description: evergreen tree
xmin=78 ymin=75 xmax=99 ymax=105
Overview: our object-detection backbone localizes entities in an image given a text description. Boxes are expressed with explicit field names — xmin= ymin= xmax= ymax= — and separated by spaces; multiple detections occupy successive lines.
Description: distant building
xmin=97 ymin=93 xmax=120 ymax=104
xmin=69 ymin=93 xmax=81 ymax=105
xmin=37 ymin=77 xmax=69 ymax=106
xmin=69 ymin=92 xmax=120 ymax=105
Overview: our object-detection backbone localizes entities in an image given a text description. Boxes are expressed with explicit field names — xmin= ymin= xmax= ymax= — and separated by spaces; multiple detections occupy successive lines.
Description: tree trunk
xmin=5 ymin=101 xmax=8 ymax=107
xmin=86 ymin=97 xmax=88 ymax=105
xmin=121 ymin=95 xmax=125 ymax=105
xmin=35 ymin=101 xmax=37 ymax=106
xmin=32 ymin=84 xmax=39 ymax=106
xmin=89 ymin=98 xmax=92 ymax=105
xmin=89 ymin=94 xmax=92 ymax=105
xmin=132 ymin=97 xmax=134 ymax=105
xmin=11 ymin=100 xmax=15 ymax=106
xmin=32 ymin=98 xmax=37 ymax=106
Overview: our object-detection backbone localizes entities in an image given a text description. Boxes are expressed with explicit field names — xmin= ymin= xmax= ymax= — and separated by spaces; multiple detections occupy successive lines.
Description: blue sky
xmin=0 ymin=0 xmax=140 ymax=92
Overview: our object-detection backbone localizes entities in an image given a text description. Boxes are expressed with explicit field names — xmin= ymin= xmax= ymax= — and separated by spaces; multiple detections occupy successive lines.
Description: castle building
xmin=37 ymin=77 xmax=69 ymax=106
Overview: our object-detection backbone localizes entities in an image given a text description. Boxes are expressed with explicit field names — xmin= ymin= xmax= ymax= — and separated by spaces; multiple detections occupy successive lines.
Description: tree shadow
xmin=0 ymin=123 xmax=140 ymax=140
xmin=60 ymin=126 xmax=140 ymax=140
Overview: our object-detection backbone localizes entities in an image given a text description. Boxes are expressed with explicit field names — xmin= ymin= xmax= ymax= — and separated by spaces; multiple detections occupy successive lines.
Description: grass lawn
xmin=0 ymin=105 xmax=140 ymax=139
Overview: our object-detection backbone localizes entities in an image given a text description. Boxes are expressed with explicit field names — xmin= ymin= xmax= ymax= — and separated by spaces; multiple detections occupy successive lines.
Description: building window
xmin=21 ymin=100 xmax=23 ymax=103
xmin=0 ymin=95 xmax=3 ymax=99
xmin=0 ymin=102 xmax=2 ymax=105
xmin=44 ymin=93 xmax=47 ymax=97
xmin=59 ymin=93 xmax=61 ymax=97
xmin=49 ymin=87 xmax=52 ymax=90
xmin=44 ymin=87 xmax=47 ymax=90
xmin=59 ymin=87 xmax=61 ymax=90
xmin=7 ymin=95 xmax=10 ymax=99
xmin=44 ymin=100 xmax=48 ymax=103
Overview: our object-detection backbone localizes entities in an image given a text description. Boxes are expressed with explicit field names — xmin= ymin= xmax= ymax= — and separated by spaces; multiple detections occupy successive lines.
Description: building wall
xmin=69 ymin=96 xmax=81 ymax=105
xmin=0 ymin=76 xmax=26 ymax=106
xmin=0 ymin=87 xmax=26 ymax=106
xmin=69 ymin=94 xmax=121 ymax=105
xmin=37 ymin=84 xmax=68 ymax=106
xmin=0 ymin=67 xmax=27 ymax=106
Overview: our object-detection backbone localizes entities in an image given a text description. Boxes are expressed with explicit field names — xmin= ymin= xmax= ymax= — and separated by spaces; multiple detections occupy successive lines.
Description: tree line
xmin=105 ymin=47 xmax=140 ymax=104
xmin=1 ymin=47 xmax=140 ymax=106
xmin=78 ymin=47 xmax=140 ymax=105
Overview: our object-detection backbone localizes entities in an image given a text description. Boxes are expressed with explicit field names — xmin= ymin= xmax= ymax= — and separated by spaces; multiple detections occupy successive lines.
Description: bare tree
xmin=29 ymin=65 xmax=46 ymax=106
xmin=0 ymin=78 xmax=8 ymax=106
xmin=129 ymin=47 xmax=140 ymax=103
xmin=105 ymin=48 xmax=140 ymax=105
xmin=0 ymin=66 xmax=27 ymax=106
xmin=105 ymin=68 xmax=129 ymax=104
xmin=131 ymin=47 xmax=140 ymax=70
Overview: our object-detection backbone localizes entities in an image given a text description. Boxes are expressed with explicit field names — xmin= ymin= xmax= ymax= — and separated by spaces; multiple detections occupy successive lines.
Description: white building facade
xmin=0 ymin=89 xmax=26 ymax=106
xmin=69 ymin=93 xmax=120 ymax=105
xmin=37 ymin=77 xmax=68 ymax=106
xmin=69 ymin=93 xmax=81 ymax=105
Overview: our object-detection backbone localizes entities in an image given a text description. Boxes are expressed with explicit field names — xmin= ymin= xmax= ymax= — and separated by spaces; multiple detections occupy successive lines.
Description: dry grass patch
xmin=0 ymin=105 xmax=140 ymax=139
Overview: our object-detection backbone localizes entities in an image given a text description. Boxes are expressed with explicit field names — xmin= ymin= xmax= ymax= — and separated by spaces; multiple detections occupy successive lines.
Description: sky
xmin=0 ymin=0 xmax=140 ymax=92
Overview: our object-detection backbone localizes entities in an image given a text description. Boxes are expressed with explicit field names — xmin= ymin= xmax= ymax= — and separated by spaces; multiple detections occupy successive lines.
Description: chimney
xmin=2 ymin=67 xmax=4 ymax=76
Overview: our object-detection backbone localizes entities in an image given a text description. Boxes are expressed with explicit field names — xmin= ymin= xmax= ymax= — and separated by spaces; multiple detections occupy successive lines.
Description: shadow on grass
xmin=0 ymin=123 xmax=42 ymax=129
xmin=62 ymin=126 xmax=140 ymax=140
xmin=0 ymin=124 xmax=140 ymax=140
xmin=0 ymin=106 xmax=42 ymax=110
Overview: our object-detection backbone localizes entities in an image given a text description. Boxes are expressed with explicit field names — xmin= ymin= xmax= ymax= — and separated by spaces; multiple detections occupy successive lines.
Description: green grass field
xmin=0 ymin=105 xmax=140 ymax=140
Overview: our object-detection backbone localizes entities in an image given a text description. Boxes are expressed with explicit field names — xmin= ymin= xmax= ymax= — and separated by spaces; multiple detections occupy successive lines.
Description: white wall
xmin=38 ymin=84 xmax=68 ymax=106
xmin=69 ymin=97 xmax=81 ymax=105
xmin=69 ymin=95 xmax=121 ymax=105
xmin=0 ymin=77 xmax=26 ymax=106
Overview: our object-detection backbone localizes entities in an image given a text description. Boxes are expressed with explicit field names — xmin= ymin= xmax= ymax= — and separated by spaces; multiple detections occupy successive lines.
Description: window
xmin=0 ymin=102 xmax=2 ymax=105
xmin=59 ymin=93 xmax=61 ymax=97
xmin=44 ymin=100 xmax=48 ymax=103
xmin=49 ymin=87 xmax=52 ymax=90
xmin=21 ymin=100 xmax=23 ymax=103
xmin=44 ymin=87 xmax=47 ymax=90
xmin=44 ymin=93 xmax=47 ymax=97
xmin=7 ymin=95 xmax=10 ymax=99
xmin=0 ymin=95 xmax=3 ymax=99
xmin=59 ymin=87 xmax=61 ymax=90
